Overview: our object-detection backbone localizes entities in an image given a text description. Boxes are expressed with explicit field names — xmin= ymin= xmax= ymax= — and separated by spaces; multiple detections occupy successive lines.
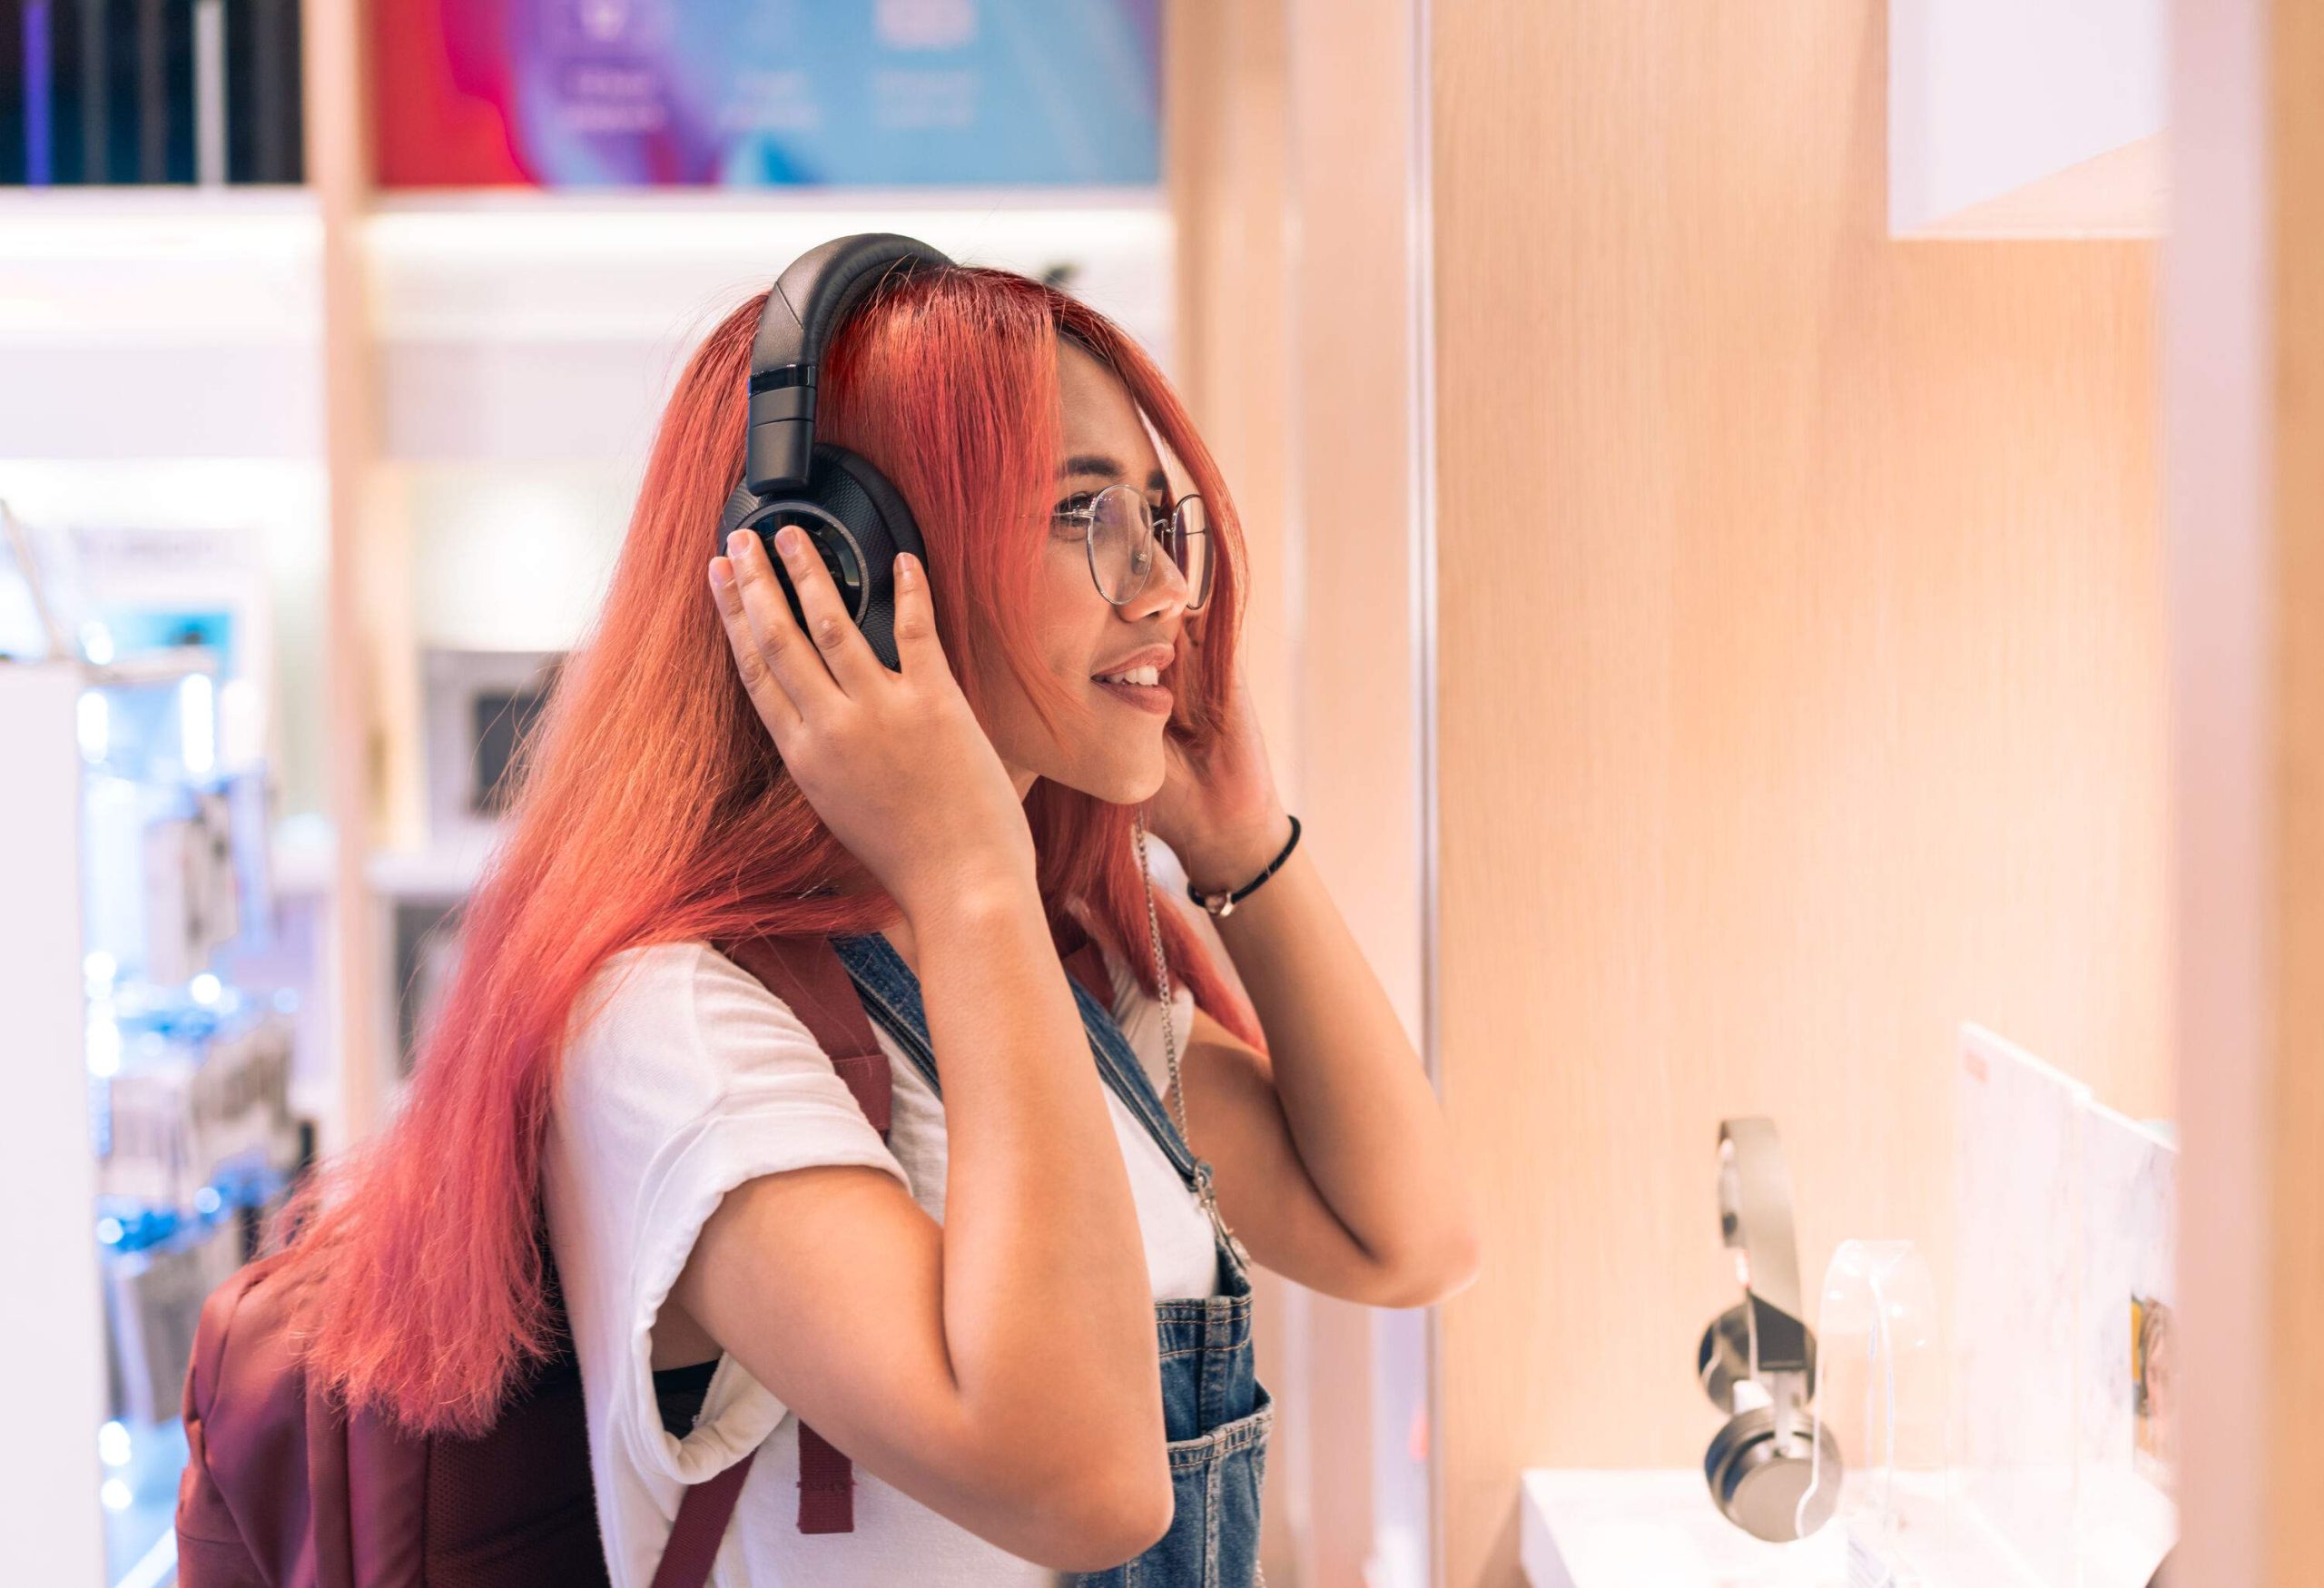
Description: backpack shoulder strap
xmin=651 ymin=1455 xmax=757 ymax=1588
xmin=717 ymin=933 xmax=892 ymax=1138
xmin=176 ymin=1252 xmax=302 ymax=1587
xmin=701 ymin=932 xmax=887 ymax=1537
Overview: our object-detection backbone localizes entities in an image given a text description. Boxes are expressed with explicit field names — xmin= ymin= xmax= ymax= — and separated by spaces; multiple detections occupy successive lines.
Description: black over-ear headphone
xmin=1697 ymin=1117 xmax=1842 ymax=1542
xmin=716 ymin=233 xmax=957 ymax=671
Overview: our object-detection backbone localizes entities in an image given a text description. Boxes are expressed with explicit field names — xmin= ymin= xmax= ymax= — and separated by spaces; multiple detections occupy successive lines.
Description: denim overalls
xmin=830 ymin=932 xmax=1273 ymax=1588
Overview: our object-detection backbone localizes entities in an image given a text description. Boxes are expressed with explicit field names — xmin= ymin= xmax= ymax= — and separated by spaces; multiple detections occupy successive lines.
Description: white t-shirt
xmin=541 ymin=933 xmax=1216 ymax=1588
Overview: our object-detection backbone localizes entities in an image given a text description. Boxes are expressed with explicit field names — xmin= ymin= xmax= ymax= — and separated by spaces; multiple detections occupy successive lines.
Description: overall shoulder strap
xmin=698 ymin=932 xmax=888 ymax=1539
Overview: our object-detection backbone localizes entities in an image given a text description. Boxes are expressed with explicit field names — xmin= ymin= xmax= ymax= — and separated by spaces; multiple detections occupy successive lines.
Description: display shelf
xmin=0 ymin=186 xmax=324 ymax=461
xmin=1519 ymin=1470 xmax=1845 ymax=1587
xmin=362 ymin=185 xmax=1175 ymax=462
xmin=367 ymin=182 xmax=1166 ymax=215
xmin=0 ymin=182 xmax=314 ymax=225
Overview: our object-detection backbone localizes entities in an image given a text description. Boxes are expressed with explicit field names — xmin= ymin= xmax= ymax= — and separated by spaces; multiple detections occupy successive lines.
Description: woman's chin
xmin=1076 ymin=755 xmax=1165 ymax=808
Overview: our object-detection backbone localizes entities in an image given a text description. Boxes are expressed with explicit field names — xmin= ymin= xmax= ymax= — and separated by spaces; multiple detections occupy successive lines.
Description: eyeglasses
xmin=1053 ymin=484 xmax=1214 ymax=613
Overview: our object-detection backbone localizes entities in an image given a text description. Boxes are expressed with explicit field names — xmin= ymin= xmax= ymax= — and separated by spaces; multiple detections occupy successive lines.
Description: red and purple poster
xmin=373 ymin=0 xmax=1161 ymax=188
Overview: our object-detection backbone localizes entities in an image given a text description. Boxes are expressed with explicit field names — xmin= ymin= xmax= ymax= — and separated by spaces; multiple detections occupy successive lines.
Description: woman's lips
xmin=1094 ymin=677 xmax=1174 ymax=715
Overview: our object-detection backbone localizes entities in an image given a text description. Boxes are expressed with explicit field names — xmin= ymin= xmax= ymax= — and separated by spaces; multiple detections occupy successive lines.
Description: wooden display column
xmin=2170 ymin=2 xmax=2324 ymax=1582
xmin=301 ymin=0 xmax=389 ymax=1148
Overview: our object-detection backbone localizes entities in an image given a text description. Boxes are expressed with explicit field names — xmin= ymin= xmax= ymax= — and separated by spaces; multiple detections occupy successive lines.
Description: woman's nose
xmin=1124 ymin=539 xmax=1194 ymax=619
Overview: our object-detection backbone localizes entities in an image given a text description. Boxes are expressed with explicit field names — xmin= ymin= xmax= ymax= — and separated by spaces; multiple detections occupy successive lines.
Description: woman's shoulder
xmin=569 ymin=939 xmax=713 ymax=1041
xmin=575 ymin=938 xmax=801 ymax=1028
xmin=563 ymin=938 xmax=847 ymax=1115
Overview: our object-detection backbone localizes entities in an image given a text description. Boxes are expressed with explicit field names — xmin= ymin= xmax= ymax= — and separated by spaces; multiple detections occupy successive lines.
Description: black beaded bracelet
xmin=1186 ymin=814 xmax=1301 ymax=918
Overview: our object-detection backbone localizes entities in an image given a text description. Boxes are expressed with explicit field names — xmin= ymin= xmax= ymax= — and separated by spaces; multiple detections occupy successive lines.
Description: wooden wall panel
xmin=1427 ymin=5 xmax=2168 ymax=1583
xmin=2173 ymin=1 xmax=2324 ymax=1583
xmin=2261 ymin=9 xmax=2324 ymax=1577
xmin=2265 ymin=1 xmax=2324 ymax=1554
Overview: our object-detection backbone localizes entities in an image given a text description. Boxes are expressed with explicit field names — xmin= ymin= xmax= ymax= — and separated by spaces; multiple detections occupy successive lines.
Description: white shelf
xmin=1520 ymin=1471 xmax=1842 ymax=1588
xmin=1890 ymin=0 xmax=2166 ymax=238
xmin=0 ymin=188 xmax=325 ymax=461
xmin=0 ymin=183 xmax=316 ymax=225
xmin=0 ymin=181 xmax=1173 ymax=462
xmin=365 ymin=839 xmax=492 ymax=900
xmin=268 ymin=830 xmax=496 ymax=901
xmin=362 ymin=188 xmax=1176 ymax=462
xmin=367 ymin=183 xmax=1166 ymax=216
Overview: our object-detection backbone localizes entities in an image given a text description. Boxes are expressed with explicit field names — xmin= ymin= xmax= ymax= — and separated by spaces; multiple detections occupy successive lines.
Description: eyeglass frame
xmin=1052 ymin=482 xmax=1215 ymax=613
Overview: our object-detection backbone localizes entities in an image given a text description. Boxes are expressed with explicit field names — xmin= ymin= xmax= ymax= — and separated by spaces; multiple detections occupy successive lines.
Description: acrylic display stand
xmin=1806 ymin=1239 xmax=1959 ymax=1585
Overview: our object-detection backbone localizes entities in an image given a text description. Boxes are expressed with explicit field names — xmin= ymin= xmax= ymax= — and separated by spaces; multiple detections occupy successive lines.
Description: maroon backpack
xmin=172 ymin=932 xmax=994 ymax=1588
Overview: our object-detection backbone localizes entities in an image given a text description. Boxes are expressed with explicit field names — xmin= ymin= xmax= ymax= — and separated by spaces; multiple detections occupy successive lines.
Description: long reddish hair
xmin=273 ymin=264 xmax=1267 ymax=1436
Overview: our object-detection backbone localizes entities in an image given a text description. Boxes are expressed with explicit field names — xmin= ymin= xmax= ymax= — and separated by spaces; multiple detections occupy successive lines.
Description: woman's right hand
xmin=709 ymin=524 xmax=1037 ymax=922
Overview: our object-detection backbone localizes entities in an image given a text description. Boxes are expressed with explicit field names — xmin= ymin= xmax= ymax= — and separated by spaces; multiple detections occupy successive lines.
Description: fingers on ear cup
xmin=714 ymin=444 xmax=927 ymax=672
xmin=1703 ymin=1406 xmax=1843 ymax=1543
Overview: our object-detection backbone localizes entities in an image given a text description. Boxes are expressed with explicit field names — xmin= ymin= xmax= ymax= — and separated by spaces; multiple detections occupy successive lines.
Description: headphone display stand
xmin=1806 ymin=1239 xmax=1953 ymax=1584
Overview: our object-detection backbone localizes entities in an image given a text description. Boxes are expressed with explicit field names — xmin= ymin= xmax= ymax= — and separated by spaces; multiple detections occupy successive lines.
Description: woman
xmin=278 ymin=259 xmax=1480 ymax=1584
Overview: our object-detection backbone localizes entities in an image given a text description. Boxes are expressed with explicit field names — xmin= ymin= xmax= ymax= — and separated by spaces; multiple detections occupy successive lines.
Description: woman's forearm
xmin=912 ymin=882 xmax=1165 ymax=1462
xmin=1189 ymin=822 xmax=1481 ymax=1295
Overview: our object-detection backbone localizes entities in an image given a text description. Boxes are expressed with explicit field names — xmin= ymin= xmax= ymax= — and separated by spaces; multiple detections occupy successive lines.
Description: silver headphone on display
xmin=1697 ymin=1117 xmax=1842 ymax=1542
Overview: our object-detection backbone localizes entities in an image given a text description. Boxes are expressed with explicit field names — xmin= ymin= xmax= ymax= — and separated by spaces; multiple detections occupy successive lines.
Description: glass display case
xmin=4 ymin=515 xmax=311 ymax=1586
xmin=82 ymin=656 xmax=309 ymax=1585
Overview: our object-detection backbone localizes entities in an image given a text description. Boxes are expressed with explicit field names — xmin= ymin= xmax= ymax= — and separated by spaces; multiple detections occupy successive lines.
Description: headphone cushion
xmin=1703 ymin=1406 xmax=1842 ymax=1543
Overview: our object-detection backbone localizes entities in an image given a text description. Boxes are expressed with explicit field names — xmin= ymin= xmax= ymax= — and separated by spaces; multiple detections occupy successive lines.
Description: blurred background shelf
xmin=0 ymin=187 xmax=324 ymax=460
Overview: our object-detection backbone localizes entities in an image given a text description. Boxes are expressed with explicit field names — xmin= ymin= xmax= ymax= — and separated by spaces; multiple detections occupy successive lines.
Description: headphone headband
xmin=744 ymin=233 xmax=955 ymax=496
xmin=1716 ymin=1118 xmax=1810 ymax=1373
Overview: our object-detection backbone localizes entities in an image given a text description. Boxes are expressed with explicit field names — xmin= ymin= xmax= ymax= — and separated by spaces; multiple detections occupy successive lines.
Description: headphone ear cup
xmin=794 ymin=443 xmax=926 ymax=672
xmin=1703 ymin=1406 xmax=1842 ymax=1543
xmin=712 ymin=445 xmax=926 ymax=672
xmin=716 ymin=477 xmax=763 ymax=543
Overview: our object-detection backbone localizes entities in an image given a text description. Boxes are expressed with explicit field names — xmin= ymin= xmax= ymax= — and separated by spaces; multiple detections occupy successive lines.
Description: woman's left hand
xmin=1145 ymin=652 xmax=1292 ymax=896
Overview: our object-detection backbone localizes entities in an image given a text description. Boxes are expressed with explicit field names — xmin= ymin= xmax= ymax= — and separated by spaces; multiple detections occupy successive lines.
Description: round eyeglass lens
xmin=1087 ymin=483 xmax=1155 ymax=604
xmin=1087 ymin=483 xmax=1213 ymax=609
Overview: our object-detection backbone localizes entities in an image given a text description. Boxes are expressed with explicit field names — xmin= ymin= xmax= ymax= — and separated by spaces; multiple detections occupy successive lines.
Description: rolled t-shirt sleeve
xmin=547 ymin=942 xmax=913 ymax=1488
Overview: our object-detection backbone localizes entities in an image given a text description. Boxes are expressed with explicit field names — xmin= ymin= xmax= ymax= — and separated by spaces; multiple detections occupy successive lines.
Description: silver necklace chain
xmin=1131 ymin=806 xmax=1267 ymax=1585
xmin=1132 ymin=804 xmax=1250 ymax=1271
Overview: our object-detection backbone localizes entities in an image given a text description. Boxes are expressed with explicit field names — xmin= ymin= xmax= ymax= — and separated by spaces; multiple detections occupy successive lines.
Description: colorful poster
xmin=373 ymin=0 xmax=1161 ymax=188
